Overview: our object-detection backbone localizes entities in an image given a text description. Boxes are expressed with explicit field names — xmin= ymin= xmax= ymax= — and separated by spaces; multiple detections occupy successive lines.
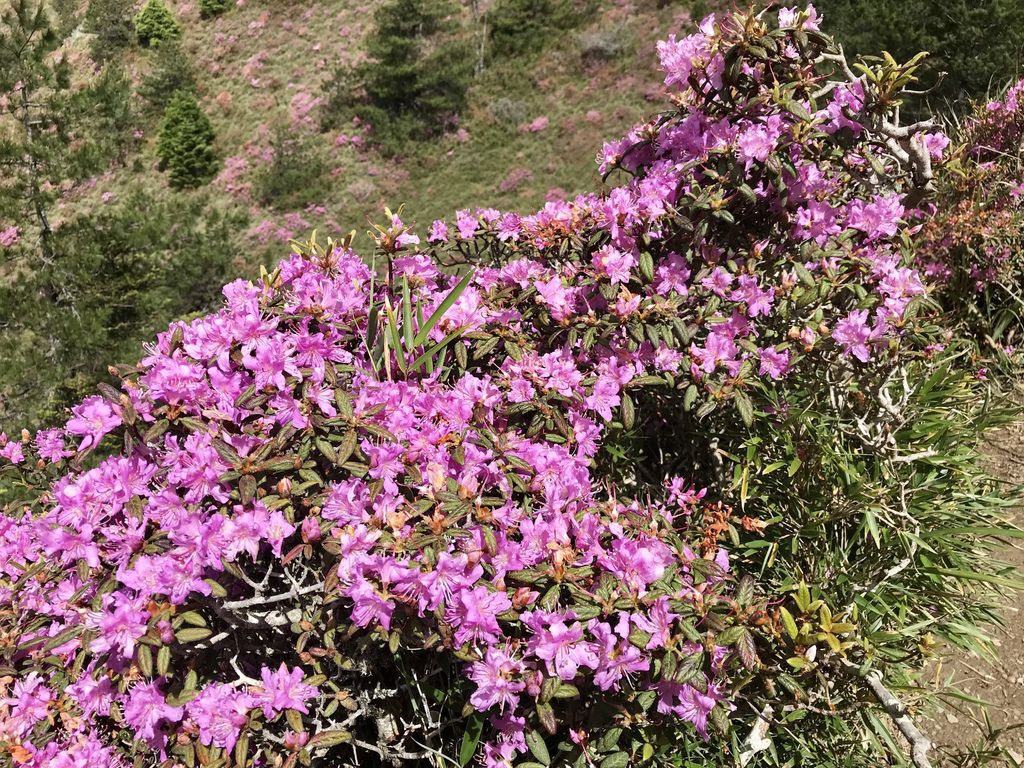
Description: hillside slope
xmin=66 ymin=0 xmax=695 ymax=261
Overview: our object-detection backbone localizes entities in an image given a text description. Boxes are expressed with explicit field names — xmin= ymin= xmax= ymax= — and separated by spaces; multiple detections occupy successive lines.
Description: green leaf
xmin=413 ymin=269 xmax=474 ymax=347
xmin=239 ymin=474 xmax=257 ymax=505
xmin=620 ymin=393 xmax=635 ymax=429
xmin=536 ymin=702 xmax=557 ymax=735
xmin=310 ymin=729 xmax=353 ymax=748
xmin=175 ymin=627 xmax=212 ymax=643
xmin=179 ymin=610 xmax=207 ymax=628
xmin=638 ymin=251 xmax=655 ymax=282
xmin=780 ymin=606 xmax=799 ymax=640
xmin=597 ymin=727 xmax=623 ymax=753
xmin=459 ymin=713 xmax=485 ymax=766
xmin=734 ymin=391 xmax=754 ymax=426
xmin=157 ymin=644 xmax=170 ymax=676
xmin=138 ymin=644 xmax=153 ymax=677
xmin=401 ymin=275 xmax=414 ymax=349
xmin=336 ymin=429 xmax=357 ymax=465
xmin=526 ymin=729 xmax=551 ymax=765
xmin=409 ymin=327 xmax=464 ymax=373
xmin=599 ymin=752 xmax=630 ymax=768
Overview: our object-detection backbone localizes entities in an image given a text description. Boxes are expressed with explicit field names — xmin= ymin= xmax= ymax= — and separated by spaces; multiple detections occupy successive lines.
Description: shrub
xmin=488 ymin=95 xmax=528 ymax=126
xmin=156 ymin=89 xmax=219 ymax=188
xmin=138 ymin=42 xmax=197 ymax=112
xmin=83 ymin=0 xmax=136 ymax=63
xmin=133 ymin=0 xmax=180 ymax=47
xmin=198 ymin=0 xmax=230 ymax=19
xmin=913 ymin=80 xmax=1024 ymax=361
xmin=578 ymin=29 xmax=626 ymax=65
xmin=253 ymin=124 xmax=328 ymax=209
xmin=0 ymin=9 xmax=1017 ymax=768
xmin=489 ymin=0 xmax=584 ymax=58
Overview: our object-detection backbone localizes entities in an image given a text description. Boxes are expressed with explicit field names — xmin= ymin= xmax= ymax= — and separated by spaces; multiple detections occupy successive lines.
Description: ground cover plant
xmin=0 ymin=6 xmax=1020 ymax=768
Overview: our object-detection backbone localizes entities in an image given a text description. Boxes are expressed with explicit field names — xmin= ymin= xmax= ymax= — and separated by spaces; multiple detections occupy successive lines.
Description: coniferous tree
xmin=488 ymin=0 xmax=583 ymax=59
xmin=84 ymin=0 xmax=136 ymax=62
xmin=0 ymin=1 xmax=136 ymax=261
xmin=133 ymin=0 xmax=181 ymax=47
xmin=254 ymin=124 xmax=328 ymax=210
xmin=0 ymin=0 xmax=66 ymax=263
xmin=198 ymin=0 xmax=230 ymax=19
xmin=156 ymin=89 xmax=219 ymax=188
xmin=325 ymin=0 xmax=472 ymax=153
xmin=0 ymin=190 xmax=243 ymax=430
xmin=138 ymin=42 xmax=197 ymax=112
xmin=0 ymin=2 xmax=197 ymax=430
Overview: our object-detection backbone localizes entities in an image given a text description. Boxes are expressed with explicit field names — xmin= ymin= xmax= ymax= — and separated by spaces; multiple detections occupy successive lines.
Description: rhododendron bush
xmin=916 ymin=77 xmax=1024 ymax=360
xmin=0 ymin=8 xmax=1016 ymax=768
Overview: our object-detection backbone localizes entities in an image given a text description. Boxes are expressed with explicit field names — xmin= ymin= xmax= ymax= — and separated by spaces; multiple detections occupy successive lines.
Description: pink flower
xmin=456 ymin=209 xmax=478 ymax=239
xmin=590 ymin=620 xmax=649 ymax=690
xmin=122 ymin=681 xmax=184 ymax=748
xmin=428 ymin=219 xmax=449 ymax=243
xmin=0 ymin=225 xmax=19 ymax=247
xmin=657 ymin=31 xmax=711 ymax=89
xmin=534 ymin=276 xmax=577 ymax=321
xmin=700 ymin=266 xmax=733 ymax=296
xmin=65 ymin=396 xmax=122 ymax=451
xmin=524 ymin=612 xmax=599 ymax=680
xmin=584 ymin=376 xmax=621 ymax=421
xmin=253 ymin=663 xmax=319 ymax=719
xmin=187 ymin=683 xmax=255 ymax=752
xmin=446 ymin=586 xmax=512 ymax=646
xmin=87 ymin=593 xmax=149 ymax=661
xmin=592 ymin=245 xmax=635 ymax=284
xmin=758 ymin=347 xmax=790 ymax=379
xmin=846 ymin=194 xmax=904 ymax=241
xmin=468 ymin=646 xmax=526 ymax=712
xmin=4 ymin=673 xmax=53 ymax=737
xmin=1 ymin=440 xmax=24 ymax=464
xmin=832 ymin=309 xmax=884 ymax=362
xmin=519 ymin=116 xmax=549 ymax=133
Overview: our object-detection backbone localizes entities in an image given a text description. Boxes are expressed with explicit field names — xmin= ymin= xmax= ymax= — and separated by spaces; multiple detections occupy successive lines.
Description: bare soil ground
xmin=924 ymin=418 xmax=1024 ymax=766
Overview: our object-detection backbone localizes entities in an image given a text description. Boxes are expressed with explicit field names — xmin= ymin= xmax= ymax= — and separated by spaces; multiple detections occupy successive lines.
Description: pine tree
xmin=133 ymin=0 xmax=181 ymax=47
xmin=198 ymin=0 xmax=230 ymax=19
xmin=0 ymin=0 xmax=70 ymax=263
xmin=156 ymin=90 xmax=219 ymax=188
xmin=254 ymin=123 xmax=328 ymax=209
xmin=343 ymin=0 xmax=472 ymax=152
xmin=0 ymin=2 xmax=180 ymax=430
xmin=138 ymin=42 xmax=197 ymax=112
xmin=84 ymin=0 xmax=137 ymax=62
xmin=0 ymin=190 xmax=243 ymax=430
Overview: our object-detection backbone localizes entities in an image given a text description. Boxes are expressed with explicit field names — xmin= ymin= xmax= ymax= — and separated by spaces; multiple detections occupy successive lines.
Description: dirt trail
xmin=925 ymin=418 xmax=1024 ymax=766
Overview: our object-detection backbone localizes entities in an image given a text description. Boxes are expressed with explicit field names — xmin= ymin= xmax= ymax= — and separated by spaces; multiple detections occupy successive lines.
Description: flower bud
xmin=157 ymin=619 xmax=175 ymax=644
xmin=301 ymin=515 xmax=321 ymax=543
xmin=276 ymin=478 xmax=293 ymax=496
xmin=283 ymin=731 xmax=310 ymax=750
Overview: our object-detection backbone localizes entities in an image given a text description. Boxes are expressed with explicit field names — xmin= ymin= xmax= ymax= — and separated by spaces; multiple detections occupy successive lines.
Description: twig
xmin=891 ymin=449 xmax=938 ymax=464
xmin=223 ymin=581 xmax=324 ymax=609
xmin=737 ymin=704 xmax=774 ymax=767
xmin=842 ymin=660 xmax=933 ymax=768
